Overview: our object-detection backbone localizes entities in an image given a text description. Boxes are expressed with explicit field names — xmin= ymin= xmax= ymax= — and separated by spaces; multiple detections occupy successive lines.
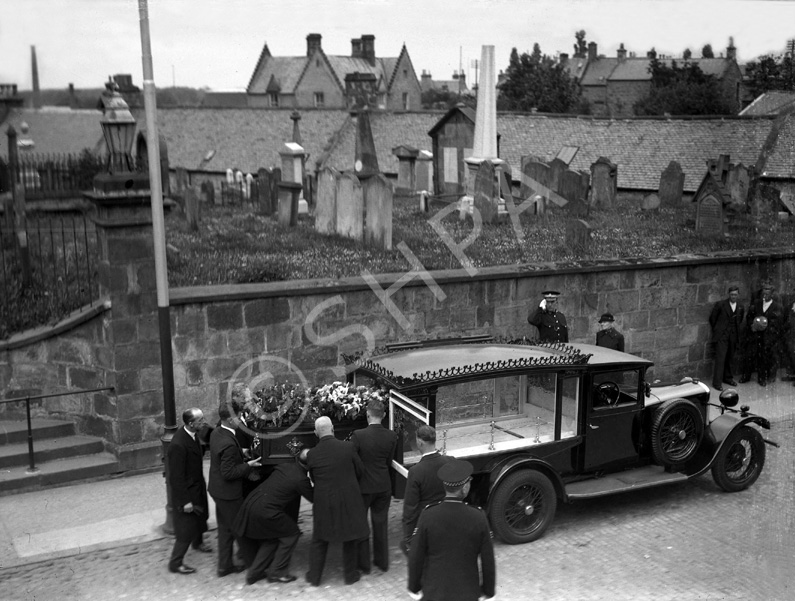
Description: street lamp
xmin=94 ymin=79 xmax=149 ymax=193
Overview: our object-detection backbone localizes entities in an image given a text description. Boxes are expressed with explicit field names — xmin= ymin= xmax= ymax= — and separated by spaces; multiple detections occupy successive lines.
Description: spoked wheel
xmin=711 ymin=426 xmax=766 ymax=492
xmin=488 ymin=470 xmax=556 ymax=544
xmin=651 ymin=399 xmax=704 ymax=467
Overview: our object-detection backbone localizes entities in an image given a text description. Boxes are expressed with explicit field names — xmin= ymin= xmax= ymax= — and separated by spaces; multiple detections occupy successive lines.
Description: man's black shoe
xmin=170 ymin=565 xmax=196 ymax=575
xmin=305 ymin=572 xmax=320 ymax=587
xmin=713 ymin=384 xmax=723 ymax=391
xmin=267 ymin=574 xmax=297 ymax=583
xmin=344 ymin=571 xmax=361 ymax=585
xmin=218 ymin=565 xmax=246 ymax=577
xmin=192 ymin=543 xmax=213 ymax=553
xmin=723 ymin=379 xmax=738 ymax=387
xmin=246 ymin=574 xmax=263 ymax=585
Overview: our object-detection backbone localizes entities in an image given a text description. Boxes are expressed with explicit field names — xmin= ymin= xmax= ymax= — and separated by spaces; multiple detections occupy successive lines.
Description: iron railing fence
xmin=6 ymin=151 xmax=106 ymax=200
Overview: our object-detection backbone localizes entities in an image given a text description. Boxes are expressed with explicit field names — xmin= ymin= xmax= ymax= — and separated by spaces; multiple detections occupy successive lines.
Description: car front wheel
xmin=651 ymin=398 xmax=704 ymax=467
xmin=710 ymin=425 xmax=766 ymax=492
xmin=488 ymin=470 xmax=556 ymax=544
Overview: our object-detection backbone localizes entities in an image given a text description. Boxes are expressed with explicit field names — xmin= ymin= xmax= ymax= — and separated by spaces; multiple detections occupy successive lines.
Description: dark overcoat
xmin=232 ymin=462 xmax=313 ymax=540
xmin=408 ymin=498 xmax=496 ymax=601
xmin=402 ymin=451 xmax=451 ymax=539
xmin=208 ymin=425 xmax=251 ymax=501
xmin=306 ymin=434 xmax=369 ymax=542
xmin=528 ymin=307 xmax=569 ymax=342
xmin=167 ymin=426 xmax=209 ymax=541
xmin=709 ymin=299 xmax=745 ymax=344
xmin=596 ymin=328 xmax=625 ymax=352
xmin=350 ymin=423 xmax=398 ymax=494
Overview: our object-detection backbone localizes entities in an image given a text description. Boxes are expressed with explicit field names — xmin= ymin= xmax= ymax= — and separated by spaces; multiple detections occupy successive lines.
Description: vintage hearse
xmin=345 ymin=336 xmax=775 ymax=544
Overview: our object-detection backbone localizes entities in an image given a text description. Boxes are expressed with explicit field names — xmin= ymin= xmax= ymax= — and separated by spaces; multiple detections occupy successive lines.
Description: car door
xmin=582 ymin=369 xmax=642 ymax=471
xmin=388 ymin=389 xmax=432 ymax=497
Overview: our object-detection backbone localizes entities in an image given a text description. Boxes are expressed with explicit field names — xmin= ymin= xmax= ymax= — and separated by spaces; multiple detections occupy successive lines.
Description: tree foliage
xmin=701 ymin=44 xmax=714 ymax=58
xmin=497 ymin=45 xmax=582 ymax=113
xmin=574 ymin=30 xmax=588 ymax=57
xmin=633 ymin=58 xmax=733 ymax=115
xmin=421 ymin=87 xmax=475 ymax=110
xmin=744 ymin=51 xmax=795 ymax=97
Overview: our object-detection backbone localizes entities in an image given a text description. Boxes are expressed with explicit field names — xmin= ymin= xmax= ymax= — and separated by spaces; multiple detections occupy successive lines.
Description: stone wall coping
xmin=169 ymin=247 xmax=795 ymax=305
xmin=0 ymin=298 xmax=111 ymax=352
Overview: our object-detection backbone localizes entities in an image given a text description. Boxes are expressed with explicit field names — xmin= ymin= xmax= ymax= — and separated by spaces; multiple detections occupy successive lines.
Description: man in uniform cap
xmin=407 ymin=458 xmax=496 ymax=601
xmin=528 ymin=290 xmax=569 ymax=343
xmin=595 ymin=313 xmax=624 ymax=352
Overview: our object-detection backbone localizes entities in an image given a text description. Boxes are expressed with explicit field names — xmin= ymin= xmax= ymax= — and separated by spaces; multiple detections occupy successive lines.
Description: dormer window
xmin=314 ymin=92 xmax=324 ymax=108
xmin=268 ymin=93 xmax=279 ymax=107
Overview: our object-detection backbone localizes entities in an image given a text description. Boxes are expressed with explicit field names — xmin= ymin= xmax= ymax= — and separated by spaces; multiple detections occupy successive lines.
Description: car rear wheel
xmin=488 ymin=470 xmax=556 ymax=544
xmin=651 ymin=398 xmax=704 ymax=467
xmin=711 ymin=426 xmax=766 ymax=492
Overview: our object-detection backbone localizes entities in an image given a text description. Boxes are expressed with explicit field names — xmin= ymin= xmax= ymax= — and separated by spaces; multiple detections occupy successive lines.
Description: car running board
xmin=565 ymin=465 xmax=689 ymax=500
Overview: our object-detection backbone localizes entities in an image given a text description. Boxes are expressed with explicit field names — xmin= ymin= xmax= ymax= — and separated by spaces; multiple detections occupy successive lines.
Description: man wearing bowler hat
xmin=407 ymin=458 xmax=496 ymax=601
xmin=528 ymin=290 xmax=569 ymax=343
xmin=596 ymin=313 xmax=624 ymax=352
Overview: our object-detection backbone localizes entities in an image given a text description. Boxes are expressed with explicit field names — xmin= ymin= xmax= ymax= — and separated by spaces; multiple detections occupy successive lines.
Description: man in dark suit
xmin=351 ymin=400 xmax=398 ymax=573
xmin=709 ymin=286 xmax=744 ymax=391
xmin=528 ymin=290 xmax=569 ymax=343
xmin=741 ymin=281 xmax=784 ymax=386
xmin=166 ymin=408 xmax=213 ymax=575
xmin=208 ymin=401 xmax=261 ymax=577
xmin=595 ymin=312 xmax=625 ymax=352
xmin=233 ymin=449 xmax=314 ymax=586
xmin=407 ymin=458 xmax=496 ymax=601
xmin=305 ymin=416 xmax=369 ymax=586
xmin=402 ymin=425 xmax=452 ymax=554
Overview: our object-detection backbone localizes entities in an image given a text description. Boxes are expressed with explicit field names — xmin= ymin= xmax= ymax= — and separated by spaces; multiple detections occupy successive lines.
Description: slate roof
xmin=580 ymin=57 xmax=618 ymax=87
xmin=0 ymin=107 xmax=105 ymax=157
xmin=760 ymin=113 xmax=795 ymax=178
xmin=319 ymin=111 xmax=443 ymax=175
xmin=740 ymin=91 xmax=795 ymax=116
xmin=495 ymin=114 xmax=775 ymax=191
xmin=248 ymin=56 xmax=309 ymax=95
xmin=609 ymin=57 xmax=733 ymax=81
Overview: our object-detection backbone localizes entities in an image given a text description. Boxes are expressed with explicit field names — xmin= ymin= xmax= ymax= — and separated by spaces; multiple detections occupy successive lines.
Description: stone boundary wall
xmin=167 ymin=249 xmax=795 ymax=421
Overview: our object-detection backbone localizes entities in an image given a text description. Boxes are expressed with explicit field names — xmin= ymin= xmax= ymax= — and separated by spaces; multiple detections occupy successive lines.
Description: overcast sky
xmin=2 ymin=0 xmax=795 ymax=92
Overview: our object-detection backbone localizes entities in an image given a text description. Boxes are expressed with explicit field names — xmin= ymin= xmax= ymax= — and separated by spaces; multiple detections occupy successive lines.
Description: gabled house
xmin=246 ymin=33 xmax=422 ymax=111
xmin=579 ymin=41 xmax=743 ymax=117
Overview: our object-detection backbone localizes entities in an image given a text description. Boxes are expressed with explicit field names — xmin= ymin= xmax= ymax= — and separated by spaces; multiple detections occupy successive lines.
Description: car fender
xmin=689 ymin=413 xmax=771 ymax=477
xmin=486 ymin=454 xmax=567 ymax=505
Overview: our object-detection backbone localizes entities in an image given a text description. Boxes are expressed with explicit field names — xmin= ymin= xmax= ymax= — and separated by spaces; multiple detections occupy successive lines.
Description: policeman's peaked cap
xmin=437 ymin=458 xmax=473 ymax=487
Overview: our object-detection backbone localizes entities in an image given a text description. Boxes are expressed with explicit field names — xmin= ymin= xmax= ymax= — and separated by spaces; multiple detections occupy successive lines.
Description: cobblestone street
xmin=1 ymin=418 xmax=792 ymax=601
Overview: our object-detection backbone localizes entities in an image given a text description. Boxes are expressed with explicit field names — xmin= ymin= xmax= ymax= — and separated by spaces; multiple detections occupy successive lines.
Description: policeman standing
xmin=595 ymin=313 xmax=624 ymax=352
xmin=528 ymin=290 xmax=569 ymax=343
xmin=407 ymin=458 xmax=496 ymax=601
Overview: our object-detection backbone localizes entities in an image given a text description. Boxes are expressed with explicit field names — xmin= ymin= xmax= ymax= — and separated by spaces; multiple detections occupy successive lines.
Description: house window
xmin=314 ymin=92 xmax=324 ymax=108
xmin=268 ymin=93 xmax=279 ymax=107
xmin=403 ymin=69 xmax=408 ymax=77
xmin=402 ymin=92 xmax=409 ymax=110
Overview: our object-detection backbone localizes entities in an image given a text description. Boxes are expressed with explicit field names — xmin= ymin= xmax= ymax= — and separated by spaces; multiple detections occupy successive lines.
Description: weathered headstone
xmin=175 ymin=167 xmax=189 ymax=206
xmin=416 ymin=150 xmax=433 ymax=193
xmin=363 ymin=174 xmax=393 ymax=250
xmin=659 ymin=161 xmax=684 ymax=207
xmin=336 ymin=172 xmax=364 ymax=241
xmin=566 ymin=197 xmax=589 ymax=218
xmin=473 ymin=159 xmax=498 ymax=224
xmin=353 ymin=109 xmax=380 ymax=178
xmin=565 ymin=219 xmax=593 ymax=252
xmin=750 ymin=183 xmax=781 ymax=222
xmin=560 ymin=169 xmax=589 ymax=206
xmin=257 ymin=168 xmax=271 ymax=215
xmin=245 ymin=173 xmax=254 ymax=201
xmin=200 ymin=180 xmax=215 ymax=206
xmin=726 ymin=163 xmax=750 ymax=210
xmin=549 ymin=158 xmax=568 ymax=194
xmin=696 ymin=194 xmax=724 ymax=235
xmin=642 ymin=193 xmax=661 ymax=211
xmin=520 ymin=158 xmax=551 ymax=202
xmin=315 ymin=167 xmax=339 ymax=235
xmin=269 ymin=168 xmax=281 ymax=215
xmin=392 ymin=145 xmax=419 ymax=195
xmin=590 ymin=157 xmax=617 ymax=208
xmin=185 ymin=185 xmax=201 ymax=232
xmin=277 ymin=181 xmax=302 ymax=227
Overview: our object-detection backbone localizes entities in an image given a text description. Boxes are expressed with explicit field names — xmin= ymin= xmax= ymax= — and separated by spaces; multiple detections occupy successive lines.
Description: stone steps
xmin=0 ymin=419 xmax=121 ymax=495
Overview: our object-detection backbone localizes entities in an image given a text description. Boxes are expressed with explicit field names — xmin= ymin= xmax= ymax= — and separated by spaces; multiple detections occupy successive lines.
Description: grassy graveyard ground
xmin=164 ymin=195 xmax=794 ymax=287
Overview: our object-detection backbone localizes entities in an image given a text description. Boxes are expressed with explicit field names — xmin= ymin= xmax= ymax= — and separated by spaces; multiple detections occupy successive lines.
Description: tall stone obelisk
xmin=462 ymin=45 xmax=503 ymax=221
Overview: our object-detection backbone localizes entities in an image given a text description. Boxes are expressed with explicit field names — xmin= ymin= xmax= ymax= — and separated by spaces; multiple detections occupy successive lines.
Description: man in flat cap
xmin=407 ymin=458 xmax=496 ymax=601
xmin=528 ymin=290 xmax=569 ymax=343
xmin=709 ymin=286 xmax=744 ymax=391
xmin=595 ymin=313 xmax=624 ymax=352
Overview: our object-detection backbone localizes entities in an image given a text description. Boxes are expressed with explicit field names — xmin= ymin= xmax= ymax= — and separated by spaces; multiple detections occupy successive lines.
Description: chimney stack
xmin=726 ymin=37 xmax=736 ymax=61
xmin=559 ymin=52 xmax=569 ymax=67
xmin=588 ymin=41 xmax=597 ymax=61
xmin=68 ymin=83 xmax=76 ymax=109
xmin=31 ymin=45 xmax=41 ymax=109
xmin=306 ymin=33 xmax=322 ymax=57
xmin=361 ymin=34 xmax=376 ymax=66
xmin=617 ymin=43 xmax=627 ymax=62
xmin=351 ymin=38 xmax=362 ymax=58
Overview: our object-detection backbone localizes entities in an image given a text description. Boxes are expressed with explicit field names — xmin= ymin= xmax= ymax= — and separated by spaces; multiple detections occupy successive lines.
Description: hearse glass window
xmin=591 ymin=369 xmax=641 ymax=409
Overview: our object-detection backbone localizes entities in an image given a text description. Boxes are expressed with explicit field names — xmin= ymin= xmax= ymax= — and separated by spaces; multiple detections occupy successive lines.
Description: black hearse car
xmin=346 ymin=336 xmax=775 ymax=544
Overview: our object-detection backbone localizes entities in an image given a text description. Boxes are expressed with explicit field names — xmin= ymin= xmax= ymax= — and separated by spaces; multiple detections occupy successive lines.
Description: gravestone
xmin=185 ymin=185 xmax=201 ymax=232
xmin=257 ymin=168 xmax=271 ymax=215
xmin=590 ymin=157 xmax=617 ymax=208
xmin=750 ymin=183 xmax=781 ymax=222
xmin=726 ymin=163 xmax=750 ymax=210
xmin=363 ymin=174 xmax=393 ymax=250
xmin=642 ymin=193 xmax=661 ymax=211
xmin=566 ymin=197 xmax=589 ymax=218
xmin=175 ymin=167 xmax=189 ymax=205
xmin=315 ymin=167 xmax=339 ymax=235
xmin=560 ymin=170 xmax=589 ymax=206
xmin=565 ymin=219 xmax=593 ymax=252
xmin=336 ymin=172 xmax=364 ymax=241
xmin=245 ymin=173 xmax=254 ymax=201
xmin=277 ymin=181 xmax=302 ymax=227
xmin=200 ymin=180 xmax=215 ymax=206
xmin=392 ymin=145 xmax=419 ymax=195
xmin=659 ymin=161 xmax=684 ymax=207
xmin=269 ymin=168 xmax=281 ymax=215
xmin=520 ymin=158 xmax=551 ymax=202
xmin=549 ymin=158 xmax=568 ymax=194
xmin=473 ymin=159 xmax=498 ymax=224
xmin=354 ymin=109 xmax=380 ymax=178
xmin=696 ymin=194 xmax=725 ymax=235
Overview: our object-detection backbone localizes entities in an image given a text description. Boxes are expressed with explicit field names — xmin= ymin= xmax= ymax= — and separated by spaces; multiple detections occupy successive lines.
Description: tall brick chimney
xmin=617 ymin=43 xmax=627 ymax=62
xmin=726 ymin=37 xmax=736 ymax=61
xmin=31 ymin=45 xmax=41 ymax=109
xmin=588 ymin=41 xmax=597 ymax=61
xmin=351 ymin=38 xmax=362 ymax=58
xmin=306 ymin=33 xmax=322 ymax=57
xmin=68 ymin=83 xmax=77 ymax=109
xmin=361 ymin=34 xmax=376 ymax=66
xmin=559 ymin=53 xmax=569 ymax=67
